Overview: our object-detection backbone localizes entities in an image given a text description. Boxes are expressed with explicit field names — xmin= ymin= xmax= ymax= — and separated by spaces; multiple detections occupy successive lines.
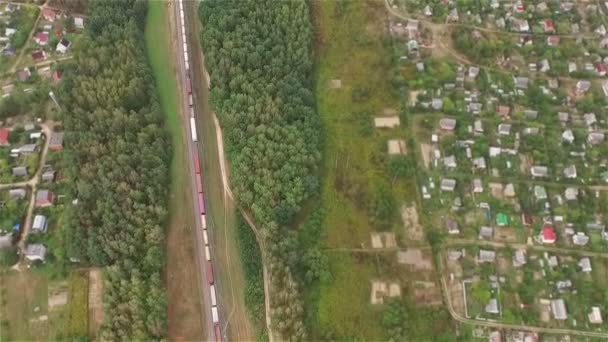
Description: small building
xmin=563 ymin=165 xmax=577 ymax=179
xmin=443 ymin=155 xmax=457 ymax=168
xmin=587 ymin=132 xmax=605 ymax=145
xmin=479 ymin=226 xmax=493 ymax=240
xmin=8 ymin=188 xmax=26 ymax=200
xmin=441 ymin=178 xmax=456 ymax=191
xmin=34 ymin=31 xmax=49 ymax=46
xmin=473 ymin=157 xmax=486 ymax=170
xmin=485 ymin=298 xmax=500 ymax=314
xmin=579 ymin=257 xmax=592 ymax=272
xmin=439 ymin=118 xmax=456 ymax=131
xmin=562 ymin=130 xmax=574 ymax=143
xmin=572 ymin=232 xmax=589 ymax=246
xmin=479 ymin=249 xmax=496 ymax=263
xmin=534 ymin=185 xmax=547 ymax=200
xmin=25 ymin=244 xmax=47 ymax=261
xmin=521 ymin=213 xmax=533 ymax=226
xmin=55 ymin=38 xmax=71 ymax=54
xmin=468 ymin=66 xmax=480 ymax=79
xmin=558 ymin=112 xmax=569 ymax=123
xmin=530 ymin=166 xmax=548 ymax=177
xmin=543 ymin=19 xmax=554 ymax=33
xmin=374 ymin=116 xmax=400 ymax=128
xmin=52 ymin=70 xmax=62 ymax=84
xmin=512 ymin=249 xmax=527 ymax=267
xmin=576 ymin=80 xmax=591 ymax=95
xmin=513 ymin=76 xmax=529 ymax=89
xmin=49 ymin=132 xmax=64 ymax=151
xmin=472 ymin=178 xmax=483 ymax=193
xmin=547 ymin=35 xmax=560 ymax=46
xmin=524 ymin=110 xmax=538 ymax=120
xmin=446 ymin=219 xmax=460 ymax=235
xmin=541 ymin=226 xmax=556 ymax=244
xmin=19 ymin=144 xmax=38 ymax=155
xmin=35 ymin=190 xmax=54 ymax=207
xmin=497 ymin=123 xmax=511 ymax=135
xmin=551 ymin=299 xmax=567 ymax=320
xmin=12 ymin=166 xmax=27 ymax=177
xmin=74 ymin=16 xmax=85 ymax=29
xmin=31 ymin=50 xmax=47 ymax=62
xmin=584 ymin=113 xmax=597 ymax=127
xmin=17 ymin=68 xmax=31 ymax=82
xmin=0 ymin=128 xmax=9 ymax=146
xmin=496 ymin=213 xmax=509 ymax=226
xmin=564 ymin=187 xmax=578 ymax=201
xmin=589 ymin=307 xmax=603 ymax=324
xmin=497 ymin=105 xmax=511 ymax=119
xmin=42 ymin=170 xmax=55 ymax=182
xmin=31 ymin=215 xmax=48 ymax=233
xmin=41 ymin=7 xmax=57 ymax=21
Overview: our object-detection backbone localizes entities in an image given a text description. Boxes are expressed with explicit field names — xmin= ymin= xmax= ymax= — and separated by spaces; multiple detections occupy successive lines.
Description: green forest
xmin=59 ymin=0 xmax=169 ymax=340
xmin=199 ymin=0 xmax=321 ymax=339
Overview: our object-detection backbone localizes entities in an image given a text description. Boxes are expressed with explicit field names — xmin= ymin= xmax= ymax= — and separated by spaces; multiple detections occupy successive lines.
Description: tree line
xmin=199 ymin=0 xmax=321 ymax=339
xmin=58 ymin=0 xmax=169 ymax=340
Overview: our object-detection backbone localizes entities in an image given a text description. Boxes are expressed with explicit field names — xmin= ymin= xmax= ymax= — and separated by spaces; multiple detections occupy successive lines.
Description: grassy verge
xmin=65 ymin=271 xmax=88 ymax=339
xmin=145 ymin=1 xmax=204 ymax=340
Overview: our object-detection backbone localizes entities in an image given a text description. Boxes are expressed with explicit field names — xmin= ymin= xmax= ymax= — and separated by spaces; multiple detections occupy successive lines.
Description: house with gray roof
xmin=25 ymin=244 xmax=47 ymax=261
xmin=551 ymin=299 xmax=568 ymax=320
xmin=441 ymin=178 xmax=456 ymax=191
xmin=479 ymin=249 xmax=496 ymax=263
xmin=12 ymin=166 xmax=27 ymax=177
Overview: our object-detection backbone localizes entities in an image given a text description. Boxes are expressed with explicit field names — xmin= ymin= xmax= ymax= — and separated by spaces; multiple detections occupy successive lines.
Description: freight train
xmin=177 ymin=1 xmax=221 ymax=341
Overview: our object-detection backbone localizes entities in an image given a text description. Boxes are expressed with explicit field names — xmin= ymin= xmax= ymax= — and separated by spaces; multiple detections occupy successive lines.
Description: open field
xmin=185 ymin=0 xmax=257 ymax=339
xmin=145 ymin=2 xmax=204 ymax=340
xmin=0 ymin=269 xmax=86 ymax=341
xmin=311 ymin=0 xmax=451 ymax=339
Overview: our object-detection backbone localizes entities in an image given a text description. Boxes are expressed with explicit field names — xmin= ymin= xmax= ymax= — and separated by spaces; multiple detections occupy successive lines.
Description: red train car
xmin=207 ymin=262 xmax=214 ymax=285
xmin=214 ymin=324 xmax=222 ymax=342
xmin=198 ymin=192 xmax=206 ymax=214
xmin=196 ymin=176 xmax=203 ymax=193
xmin=193 ymin=153 xmax=201 ymax=174
xmin=186 ymin=78 xmax=192 ymax=94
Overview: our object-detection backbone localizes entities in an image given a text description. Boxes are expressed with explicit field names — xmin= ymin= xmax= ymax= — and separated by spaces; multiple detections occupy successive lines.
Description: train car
xmin=205 ymin=245 xmax=211 ymax=261
xmin=190 ymin=108 xmax=195 ymax=118
xmin=198 ymin=192 xmax=206 ymax=214
xmin=207 ymin=263 xmax=215 ymax=285
xmin=214 ymin=325 xmax=222 ymax=342
xmin=189 ymin=94 xmax=194 ymax=107
xmin=211 ymin=307 xmax=219 ymax=324
xmin=196 ymin=175 xmax=203 ymax=193
xmin=190 ymin=117 xmax=198 ymax=141
xmin=186 ymin=78 xmax=192 ymax=94
xmin=193 ymin=153 xmax=201 ymax=174
xmin=201 ymin=214 xmax=207 ymax=230
xmin=210 ymin=284 xmax=217 ymax=306
xmin=203 ymin=229 xmax=209 ymax=245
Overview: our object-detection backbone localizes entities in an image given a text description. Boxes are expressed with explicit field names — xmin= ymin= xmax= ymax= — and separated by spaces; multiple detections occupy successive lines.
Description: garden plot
xmin=400 ymin=204 xmax=423 ymax=241
xmin=397 ymin=248 xmax=433 ymax=270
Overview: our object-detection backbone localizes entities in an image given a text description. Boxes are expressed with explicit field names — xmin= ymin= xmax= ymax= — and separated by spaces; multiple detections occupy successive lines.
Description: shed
xmin=441 ymin=178 xmax=456 ymax=191
xmin=530 ymin=166 xmax=548 ymax=177
xmin=25 ymin=244 xmax=47 ymax=261
xmin=374 ymin=116 xmax=400 ymax=128
xmin=512 ymin=249 xmax=527 ymax=267
xmin=551 ymin=299 xmax=567 ymax=320
xmin=0 ymin=128 xmax=9 ymax=146
xmin=496 ymin=213 xmax=509 ymax=226
xmin=49 ymin=132 xmax=64 ymax=151
xmin=12 ymin=166 xmax=27 ymax=177
xmin=31 ymin=215 xmax=48 ymax=233
xmin=563 ymin=165 xmax=577 ymax=179
xmin=589 ymin=307 xmax=603 ymax=324
xmin=485 ymin=298 xmax=500 ymax=314
xmin=572 ymin=232 xmax=589 ymax=246
xmin=446 ymin=219 xmax=459 ymax=234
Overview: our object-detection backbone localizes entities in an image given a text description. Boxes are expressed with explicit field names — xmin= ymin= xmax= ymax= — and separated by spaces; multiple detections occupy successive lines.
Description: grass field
xmin=310 ymin=0 xmax=451 ymax=339
xmin=145 ymin=2 xmax=204 ymax=340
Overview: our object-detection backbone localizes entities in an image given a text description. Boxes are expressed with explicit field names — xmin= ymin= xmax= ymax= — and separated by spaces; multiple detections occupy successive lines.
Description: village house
xmin=25 ymin=244 xmax=47 ymax=262
xmin=439 ymin=118 xmax=456 ymax=131
xmin=31 ymin=214 xmax=48 ymax=233
xmin=534 ymin=185 xmax=547 ymax=200
xmin=512 ymin=249 xmax=526 ymax=267
xmin=443 ymin=155 xmax=457 ymax=169
xmin=446 ymin=219 xmax=460 ymax=234
xmin=468 ymin=66 xmax=479 ymax=79
xmin=42 ymin=7 xmax=57 ymax=22
xmin=541 ymin=226 xmax=556 ymax=244
xmin=49 ymin=131 xmax=64 ymax=151
xmin=42 ymin=169 xmax=55 ymax=182
xmin=547 ymin=35 xmax=560 ymax=47
xmin=563 ymin=165 xmax=577 ymax=179
xmin=479 ymin=249 xmax=496 ymax=263
xmin=562 ymin=129 xmax=574 ymax=143
xmin=31 ymin=50 xmax=47 ymax=62
xmin=551 ymin=299 xmax=568 ymax=320
xmin=441 ymin=178 xmax=456 ymax=192
xmin=34 ymin=31 xmax=49 ymax=46
xmin=35 ymin=189 xmax=54 ymax=207
xmin=485 ymin=298 xmax=500 ymax=314
xmin=74 ymin=16 xmax=85 ymax=30
xmin=564 ymin=187 xmax=579 ymax=201
xmin=589 ymin=307 xmax=603 ymax=324
xmin=597 ymin=63 xmax=607 ymax=76
xmin=9 ymin=188 xmax=26 ymax=200
xmin=12 ymin=166 xmax=27 ymax=177
xmin=579 ymin=257 xmax=592 ymax=272
xmin=572 ymin=232 xmax=589 ymax=246
xmin=524 ymin=110 xmax=538 ymax=120
xmin=584 ymin=113 xmax=597 ymax=127
xmin=56 ymin=38 xmax=71 ymax=54
xmin=587 ymin=132 xmax=605 ymax=145
xmin=472 ymin=178 xmax=483 ymax=193
xmin=576 ymin=80 xmax=591 ymax=95
xmin=17 ymin=68 xmax=31 ymax=82
xmin=530 ymin=166 xmax=548 ymax=177
xmin=0 ymin=127 xmax=9 ymax=146
xmin=473 ymin=157 xmax=486 ymax=170
xmin=503 ymin=183 xmax=516 ymax=197
xmin=479 ymin=226 xmax=493 ymax=240
xmin=18 ymin=144 xmax=37 ymax=155
xmin=497 ymin=105 xmax=511 ymax=119
xmin=497 ymin=123 xmax=511 ymax=135
xmin=513 ymin=76 xmax=529 ymax=89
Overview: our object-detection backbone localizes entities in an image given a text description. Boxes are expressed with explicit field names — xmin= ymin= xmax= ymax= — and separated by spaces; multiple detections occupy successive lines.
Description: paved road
xmin=169 ymin=1 xmax=216 ymax=341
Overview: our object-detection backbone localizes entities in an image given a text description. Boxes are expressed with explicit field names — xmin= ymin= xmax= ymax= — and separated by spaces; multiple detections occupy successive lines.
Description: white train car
xmin=210 ymin=285 xmax=217 ymax=306
xmin=205 ymin=245 xmax=211 ymax=261
xmin=211 ymin=307 xmax=219 ymax=324
xmin=203 ymin=229 xmax=209 ymax=245
xmin=190 ymin=117 xmax=198 ymax=142
xmin=201 ymin=213 xmax=207 ymax=229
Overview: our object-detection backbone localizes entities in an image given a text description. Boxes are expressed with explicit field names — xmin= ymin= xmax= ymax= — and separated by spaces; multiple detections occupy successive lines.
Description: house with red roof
xmin=596 ymin=64 xmax=607 ymax=77
xmin=31 ymin=50 xmax=46 ymax=62
xmin=34 ymin=31 xmax=49 ymax=46
xmin=52 ymin=70 xmax=62 ymax=84
xmin=547 ymin=36 xmax=560 ymax=47
xmin=541 ymin=226 xmax=556 ymax=244
xmin=42 ymin=8 xmax=57 ymax=22
xmin=543 ymin=19 xmax=554 ymax=33
xmin=0 ymin=128 xmax=9 ymax=146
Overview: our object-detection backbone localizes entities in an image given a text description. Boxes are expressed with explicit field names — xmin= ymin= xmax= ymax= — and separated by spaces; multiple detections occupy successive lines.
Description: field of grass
xmin=311 ymin=0 xmax=416 ymax=339
xmin=145 ymin=2 xmax=204 ymax=340
xmin=65 ymin=271 xmax=88 ymax=339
